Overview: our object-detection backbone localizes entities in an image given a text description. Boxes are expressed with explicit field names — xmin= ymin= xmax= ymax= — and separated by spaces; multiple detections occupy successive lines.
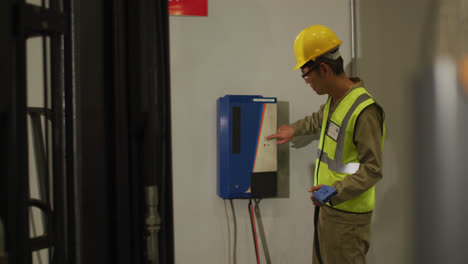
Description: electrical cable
xmin=253 ymin=199 xmax=272 ymax=264
xmin=248 ymin=199 xmax=260 ymax=264
xmin=314 ymin=100 xmax=330 ymax=264
xmin=230 ymin=199 xmax=237 ymax=264
xmin=224 ymin=199 xmax=231 ymax=264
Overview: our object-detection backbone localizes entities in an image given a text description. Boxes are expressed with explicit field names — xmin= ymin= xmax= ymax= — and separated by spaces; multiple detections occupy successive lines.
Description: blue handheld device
xmin=313 ymin=185 xmax=338 ymax=204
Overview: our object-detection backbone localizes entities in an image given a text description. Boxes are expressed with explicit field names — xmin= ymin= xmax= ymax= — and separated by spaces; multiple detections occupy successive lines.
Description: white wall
xmin=170 ymin=0 xmax=351 ymax=263
xmin=170 ymin=0 xmax=432 ymax=263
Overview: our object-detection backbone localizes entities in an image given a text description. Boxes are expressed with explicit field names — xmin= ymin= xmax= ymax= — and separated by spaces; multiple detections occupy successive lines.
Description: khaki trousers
xmin=312 ymin=206 xmax=372 ymax=264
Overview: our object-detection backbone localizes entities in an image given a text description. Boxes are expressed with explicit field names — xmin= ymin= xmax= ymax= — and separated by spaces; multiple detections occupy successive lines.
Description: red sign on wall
xmin=169 ymin=0 xmax=208 ymax=17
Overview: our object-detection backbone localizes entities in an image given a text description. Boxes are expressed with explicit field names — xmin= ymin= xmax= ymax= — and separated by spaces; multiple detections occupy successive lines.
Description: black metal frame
xmin=17 ymin=1 xmax=72 ymax=263
xmin=0 ymin=0 xmax=73 ymax=263
xmin=75 ymin=0 xmax=174 ymax=263
xmin=0 ymin=0 xmax=25 ymax=263
xmin=1 ymin=0 xmax=174 ymax=263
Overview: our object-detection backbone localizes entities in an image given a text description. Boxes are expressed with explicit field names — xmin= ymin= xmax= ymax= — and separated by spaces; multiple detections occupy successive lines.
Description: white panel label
xmin=252 ymin=98 xmax=276 ymax=102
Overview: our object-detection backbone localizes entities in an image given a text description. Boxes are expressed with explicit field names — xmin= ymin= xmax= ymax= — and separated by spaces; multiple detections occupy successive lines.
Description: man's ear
xmin=319 ymin=62 xmax=328 ymax=77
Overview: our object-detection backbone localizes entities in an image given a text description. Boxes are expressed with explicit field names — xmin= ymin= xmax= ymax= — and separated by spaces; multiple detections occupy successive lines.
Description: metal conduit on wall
xmin=350 ymin=0 xmax=357 ymax=76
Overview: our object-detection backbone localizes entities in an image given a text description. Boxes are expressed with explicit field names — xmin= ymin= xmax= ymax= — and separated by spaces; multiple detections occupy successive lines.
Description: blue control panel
xmin=217 ymin=95 xmax=278 ymax=199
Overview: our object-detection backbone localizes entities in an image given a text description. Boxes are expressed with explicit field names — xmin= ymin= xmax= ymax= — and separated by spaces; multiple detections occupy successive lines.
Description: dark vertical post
xmin=9 ymin=0 xmax=31 ymax=263
xmin=49 ymin=0 xmax=66 ymax=262
xmin=0 ymin=0 xmax=12 ymax=232
xmin=0 ymin=0 xmax=13 ymax=262
xmin=153 ymin=0 xmax=175 ymax=262
xmin=75 ymin=0 xmax=111 ymax=263
xmin=63 ymin=0 xmax=78 ymax=262
xmin=109 ymin=0 xmax=133 ymax=263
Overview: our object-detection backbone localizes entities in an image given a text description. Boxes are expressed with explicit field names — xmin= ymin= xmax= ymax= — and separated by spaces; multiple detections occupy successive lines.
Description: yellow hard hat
xmin=293 ymin=25 xmax=342 ymax=71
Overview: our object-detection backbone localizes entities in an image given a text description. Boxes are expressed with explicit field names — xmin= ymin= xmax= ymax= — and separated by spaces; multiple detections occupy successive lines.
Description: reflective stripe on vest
xmin=317 ymin=149 xmax=360 ymax=174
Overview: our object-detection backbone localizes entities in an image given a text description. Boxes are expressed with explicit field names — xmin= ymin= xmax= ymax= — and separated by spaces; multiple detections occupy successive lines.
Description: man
xmin=267 ymin=25 xmax=385 ymax=263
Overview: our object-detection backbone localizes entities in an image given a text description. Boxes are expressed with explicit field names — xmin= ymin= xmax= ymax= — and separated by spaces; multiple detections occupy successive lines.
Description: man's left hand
xmin=308 ymin=184 xmax=324 ymax=207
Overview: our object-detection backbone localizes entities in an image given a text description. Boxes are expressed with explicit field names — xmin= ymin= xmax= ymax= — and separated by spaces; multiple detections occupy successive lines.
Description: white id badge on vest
xmin=326 ymin=121 xmax=340 ymax=141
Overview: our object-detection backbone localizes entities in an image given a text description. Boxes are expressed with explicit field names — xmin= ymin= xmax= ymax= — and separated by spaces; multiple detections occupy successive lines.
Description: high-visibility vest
xmin=314 ymin=87 xmax=385 ymax=213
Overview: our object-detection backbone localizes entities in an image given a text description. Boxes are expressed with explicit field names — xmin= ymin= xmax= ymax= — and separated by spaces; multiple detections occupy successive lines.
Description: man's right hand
xmin=266 ymin=125 xmax=295 ymax=144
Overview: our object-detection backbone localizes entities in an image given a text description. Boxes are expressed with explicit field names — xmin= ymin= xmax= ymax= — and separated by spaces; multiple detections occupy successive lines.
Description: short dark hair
xmin=301 ymin=55 xmax=344 ymax=75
